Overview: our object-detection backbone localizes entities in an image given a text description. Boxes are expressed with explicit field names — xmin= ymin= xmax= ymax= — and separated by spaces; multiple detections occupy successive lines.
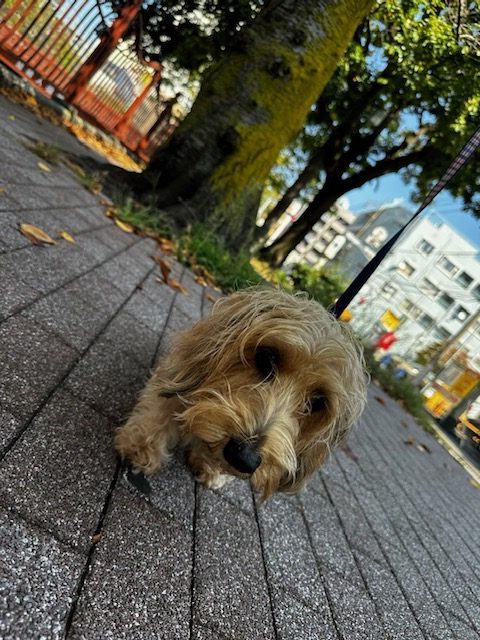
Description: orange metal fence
xmin=0 ymin=0 xmax=175 ymax=158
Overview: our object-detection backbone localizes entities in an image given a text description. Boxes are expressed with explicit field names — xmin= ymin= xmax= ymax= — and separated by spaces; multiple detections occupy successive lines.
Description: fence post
xmin=113 ymin=66 xmax=162 ymax=138
xmin=62 ymin=0 xmax=142 ymax=103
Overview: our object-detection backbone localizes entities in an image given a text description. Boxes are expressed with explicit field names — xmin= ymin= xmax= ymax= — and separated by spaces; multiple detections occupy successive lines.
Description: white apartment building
xmin=284 ymin=199 xmax=356 ymax=268
xmin=347 ymin=214 xmax=480 ymax=368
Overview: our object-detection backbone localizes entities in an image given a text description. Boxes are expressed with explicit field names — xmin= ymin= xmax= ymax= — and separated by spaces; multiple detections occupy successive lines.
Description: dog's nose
xmin=223 ymin=438 xmax=262 ymax=474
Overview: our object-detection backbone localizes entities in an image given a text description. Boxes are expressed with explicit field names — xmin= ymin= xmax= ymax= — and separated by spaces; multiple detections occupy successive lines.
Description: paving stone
xmin=322 ymin=571 xmax=386 ymax=640
xmin=65 ymin=346 xmax=150 ymax=422
xmin=64 ymin=308 xmax=158 ymax=421
xmin=354 ymin=551 xmax=425 ymax=640
xmin=172 ymin=270 xmax=204 ymax=321
xmin=298 ymin=484 xmax=365 ymax=587
xmin=257 ymin=492 xmax=325 ymax=604
xmin=51 ymin=207 xmax=107 ymax=235
xmin=69 ymin=268 xmax=129 ymax=315
xmin=0 ymin=508 xmax=83 ymax=640
xmin=1 ymin=236 xmax=112 ymax=296
xmin=0 ymin=257 xmax=39 ymax=319
xmin=68 ymin=486 xmax=192 ymax=640
xmin=96 ymin=250 xmax=151 ymax=294
xmin=0 ymin=315 xmax=78 ymax=424
xmin=439 ymin=613 xmax=480 ymax=640
xmin=0 ymin=405 xmax=22 ymax=451
xmin=21 ymin=283 xmax=113 ymax=351
xmin=322 ymin=477 xmax=398 ymax=564
xmin=137 ymin=448 xmax=195 ymax=530
xmin=193 ymin=486 xmax=275 ymax=640
xmin=378 ymin=537 xmax=453 ymax=639
xmin=269 ymin=586 xmax=337 ymax=640
xmin=0 ymin=390 xmax=116 ymax=550
xmin=191 ymin=624 xmax=230 ymax=640
xmin=0 ymin=192 xmax=23 ymax=211
xmin=0 ymin=209 xmax=66 ymax=251
xmin=123 ymin=284 xmax=175 ymax=335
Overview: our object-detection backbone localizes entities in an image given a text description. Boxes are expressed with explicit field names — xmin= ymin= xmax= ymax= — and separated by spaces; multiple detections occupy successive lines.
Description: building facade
xmin=346 ymin=213 xmax=480 ymax=370
xmin=284 ymin=199 xmax=356 ymax=268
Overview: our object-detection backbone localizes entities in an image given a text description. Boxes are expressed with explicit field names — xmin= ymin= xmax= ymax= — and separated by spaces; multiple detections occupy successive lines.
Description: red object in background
xmin=375 ymin=331 xmax=397 ymax=350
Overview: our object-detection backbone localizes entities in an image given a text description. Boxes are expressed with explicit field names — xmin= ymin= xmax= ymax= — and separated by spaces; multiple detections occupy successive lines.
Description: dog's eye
xmin=310 ymin=394 xmax=327 ymax=413
xmin=255 ymin=346 xmax=279 ymax=381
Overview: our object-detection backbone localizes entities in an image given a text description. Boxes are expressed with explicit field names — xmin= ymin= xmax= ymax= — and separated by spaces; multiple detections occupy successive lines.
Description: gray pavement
xmin=1 ymin=96 xmax=480 ymax=640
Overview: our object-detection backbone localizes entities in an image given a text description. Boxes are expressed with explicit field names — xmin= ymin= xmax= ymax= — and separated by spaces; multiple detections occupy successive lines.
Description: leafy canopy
xmin=280 ymin=0 xmax=480 ymax=214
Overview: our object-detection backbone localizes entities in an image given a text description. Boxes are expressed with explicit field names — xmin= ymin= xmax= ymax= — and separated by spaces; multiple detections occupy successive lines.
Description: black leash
xmin=332 ymin=125 xmax=480 ymax=319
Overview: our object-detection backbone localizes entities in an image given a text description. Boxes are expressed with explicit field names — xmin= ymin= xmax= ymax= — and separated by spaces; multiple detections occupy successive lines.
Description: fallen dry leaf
xmin=91 ymin=532 xmax=104 ymax=544
xmin=195 ymin=275 xmax=207 ymax=287
xmin=158 ymin=237 xmax=175 ymax=253
xmin=169 ymin=279 xmax=189 ymax=295
xmin=114 ymin=218 xmax=134 ymax=233
xmin=341 ymin=445 xmax=359 ymax=462
xmin=400 ymin=419 xmax=409 ymax=429
xmin=58 ymin=230 xmax=75 ymax=243
xmin=0 ymin=187 xmax=5 ymax=195
xmin=155 ymin=276 xmax=165 ymax=285
xmin=404 ymin=436 xmax=416 ymax=446
xmin=37 ymin=161 xmax=51 ymax=172
xmin=416 ymin=443 xmax=431 ymax=454
xmin=8 ymin=114 xmax=15 ymax=120
xmin=152 ymin=255 xmax=171 ymax=284
xmin=104 ymin=207 xmax=116 ymax=219
xmin=19 ymin=223 xmax=56 ymax=246
xmin=374 ymin=395 xmax=385 ymax=405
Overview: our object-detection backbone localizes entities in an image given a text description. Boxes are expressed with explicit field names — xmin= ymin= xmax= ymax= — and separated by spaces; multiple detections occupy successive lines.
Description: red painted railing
xmin=0 ymin=0 xmax=177 ymax=159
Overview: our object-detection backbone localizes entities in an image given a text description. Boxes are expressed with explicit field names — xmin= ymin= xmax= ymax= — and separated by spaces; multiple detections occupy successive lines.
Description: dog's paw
xmin=195 ymin=471 xmax=233 ymax=490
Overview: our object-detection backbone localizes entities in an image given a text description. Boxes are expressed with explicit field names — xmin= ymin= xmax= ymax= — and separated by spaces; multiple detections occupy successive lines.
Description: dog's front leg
xmin=187 ymin=444 xmax=234 ymax=490
xmin=114 ymin=372 xmax=181 ymax=475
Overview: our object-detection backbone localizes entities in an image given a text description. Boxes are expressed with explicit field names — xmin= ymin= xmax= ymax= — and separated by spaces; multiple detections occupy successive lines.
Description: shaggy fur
xmin=114 ymin=288 xmax=367 ymax=500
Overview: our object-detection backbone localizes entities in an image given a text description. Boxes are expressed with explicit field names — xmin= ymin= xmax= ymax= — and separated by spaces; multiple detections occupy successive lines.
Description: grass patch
xmin=177 ymin=224 xmax=265 ymax=291
xmin=112 ymin=195 xmax=171 ymax=238
xmin=364 ymin=347 xmax=436 ymax=434
xmin=27 ymin=140 xmax=62 ymax=164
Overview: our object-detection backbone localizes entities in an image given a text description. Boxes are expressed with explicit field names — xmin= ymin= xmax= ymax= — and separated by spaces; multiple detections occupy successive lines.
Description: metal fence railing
xmin=0 ymin=0 xmax=177 ymax=158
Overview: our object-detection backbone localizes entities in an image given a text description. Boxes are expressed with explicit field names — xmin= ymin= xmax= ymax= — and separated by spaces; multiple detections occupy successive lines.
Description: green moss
xmin=208 ymin=1 xmax=374 ymax=212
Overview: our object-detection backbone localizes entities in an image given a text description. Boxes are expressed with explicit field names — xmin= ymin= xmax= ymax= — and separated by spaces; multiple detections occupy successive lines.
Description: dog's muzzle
xmin=223 ymin=438 xmax=262 ymax=474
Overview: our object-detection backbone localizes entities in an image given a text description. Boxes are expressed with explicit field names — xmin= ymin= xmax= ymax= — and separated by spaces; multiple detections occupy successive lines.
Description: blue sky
xmin=344 ymin=172 xmax=480 ymax=250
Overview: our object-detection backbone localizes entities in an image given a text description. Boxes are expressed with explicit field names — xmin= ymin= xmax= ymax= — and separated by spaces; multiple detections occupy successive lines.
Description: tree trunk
xmin=254 ymin=147 xmax=325 ymax=243
xmin=258 ymin=147 xmax=431 ymax=267
xmin=136 ymin=0 xmax=374 ymax=245
xmin=258 ymin=179 xmax=344 ymax=266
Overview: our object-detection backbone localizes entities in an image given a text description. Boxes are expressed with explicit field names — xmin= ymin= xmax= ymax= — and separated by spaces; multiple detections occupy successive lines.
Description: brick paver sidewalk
xmin=1 ymin=97 xmax=480 ymax=640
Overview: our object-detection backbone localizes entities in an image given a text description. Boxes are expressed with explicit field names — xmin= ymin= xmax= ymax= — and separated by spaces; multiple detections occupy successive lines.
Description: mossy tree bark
xmin=137 ymin=0 xmax=375 ymax=245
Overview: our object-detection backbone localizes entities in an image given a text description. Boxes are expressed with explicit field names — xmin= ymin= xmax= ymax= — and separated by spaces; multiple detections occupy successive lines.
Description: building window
xmin=432 ymin=327 xmax=451 ymax=341
xmin=381 ymin=282 xmax=398 ymax=299
xmin=397 ymin=260 xmax=416 ymax=278
xmin=473 ymin=284 xmax=480 ymax=300
xmin=457 ymin=271 xmax=473 ymax=289
xmin=418 ymin=313 xmax=434 ymax=329
xmin=437 ymin=292 xmax=454 ymax=309
xmin=451 ymin=306 xmax=470 ymax=322
xmin=399 ymin=299 xmax=422 ymax=320
xmin=366 ymin=226 xmax=388 ymax=249
xmin=417 ymin=239 xmax=434 ymax=256
xmin=437 ymin=256 xmax=459 ymax=278
xmin=305 ymin=250 xmax=321 ymax=265
xmin=419 ymin=278 xmax=440 ymax=299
